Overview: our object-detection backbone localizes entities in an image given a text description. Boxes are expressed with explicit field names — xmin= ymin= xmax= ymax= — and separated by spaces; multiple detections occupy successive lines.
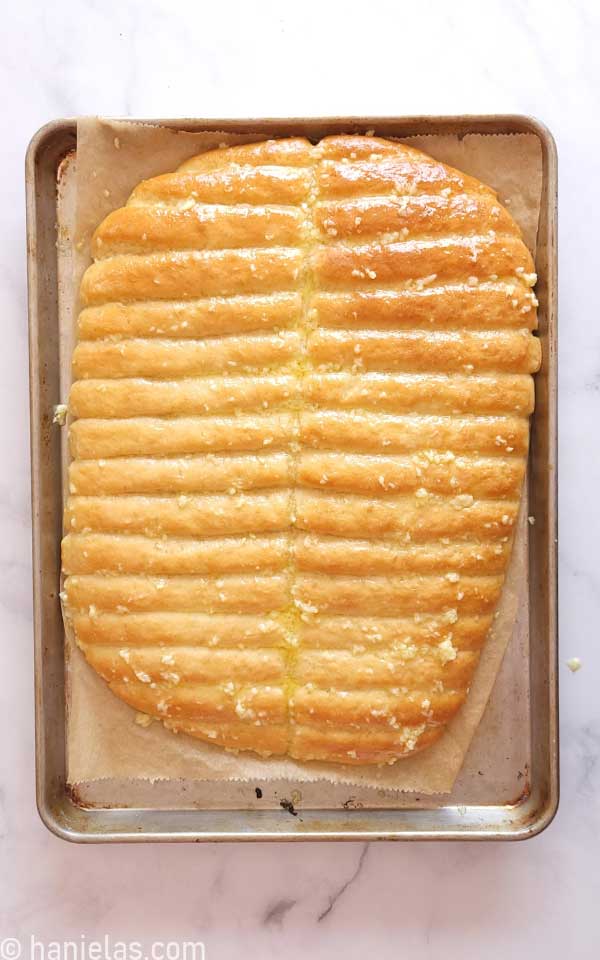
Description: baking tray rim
xmin=26 ymin=113 xmax=558 ymax=843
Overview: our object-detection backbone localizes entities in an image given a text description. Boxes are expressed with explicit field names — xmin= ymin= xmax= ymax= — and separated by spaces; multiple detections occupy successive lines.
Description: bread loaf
xmin=61 ymin=135 xmax=539 ymax=764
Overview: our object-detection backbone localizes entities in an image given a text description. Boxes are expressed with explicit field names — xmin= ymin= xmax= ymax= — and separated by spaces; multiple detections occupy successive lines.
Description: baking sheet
xmin=61 ymin=118 xmax=542 ymax=798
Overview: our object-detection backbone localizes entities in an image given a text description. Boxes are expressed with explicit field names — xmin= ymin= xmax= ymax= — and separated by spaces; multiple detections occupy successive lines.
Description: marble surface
xmin=2 ymin=0 xmax=599 ymax=956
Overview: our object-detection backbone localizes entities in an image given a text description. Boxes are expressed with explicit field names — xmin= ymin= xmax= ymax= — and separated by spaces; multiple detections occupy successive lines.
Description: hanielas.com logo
xmin=0 ymin=938 xmax=205 ymax=960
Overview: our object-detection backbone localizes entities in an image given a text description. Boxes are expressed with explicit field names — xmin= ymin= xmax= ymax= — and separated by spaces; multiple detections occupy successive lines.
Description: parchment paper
xmin=64 ymin=118 xmax=542 ymax=794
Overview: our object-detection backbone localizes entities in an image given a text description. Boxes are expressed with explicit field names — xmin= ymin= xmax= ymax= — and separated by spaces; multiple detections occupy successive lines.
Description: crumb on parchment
xmin=566 ymin=658 xmax=582 ymax=673
xmin=53 ymin=404 xmax=67 ymax=425
xmin=134 ymin=713 xmax=155 ymax=728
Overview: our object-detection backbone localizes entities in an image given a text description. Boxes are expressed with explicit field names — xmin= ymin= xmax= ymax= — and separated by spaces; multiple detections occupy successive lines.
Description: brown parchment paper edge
xmin=63 ymin=117 xmax=541 ymax=795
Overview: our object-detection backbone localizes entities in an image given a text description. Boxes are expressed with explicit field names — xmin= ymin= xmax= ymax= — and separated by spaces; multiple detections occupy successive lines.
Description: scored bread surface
xmin=62 ymin=135 xmax=540 ymax=765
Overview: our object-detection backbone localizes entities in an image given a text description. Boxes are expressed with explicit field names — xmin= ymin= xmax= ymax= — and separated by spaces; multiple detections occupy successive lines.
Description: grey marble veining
xmin=2 ymin=0 xmax=600 ymax=956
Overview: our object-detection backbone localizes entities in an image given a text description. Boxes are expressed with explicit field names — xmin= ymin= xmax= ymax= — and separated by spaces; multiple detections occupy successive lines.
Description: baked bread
xmin=61 ymin=134 xmax=540 ymax=765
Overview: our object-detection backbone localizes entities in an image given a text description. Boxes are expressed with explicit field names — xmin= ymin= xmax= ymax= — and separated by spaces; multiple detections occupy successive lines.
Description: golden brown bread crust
xmin=62 ymin=134 xmax=540 ymax=765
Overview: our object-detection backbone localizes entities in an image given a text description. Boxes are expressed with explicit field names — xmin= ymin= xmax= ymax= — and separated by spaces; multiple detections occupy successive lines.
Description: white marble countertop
xmin=2 ymin=0 xmax=599 ymax=956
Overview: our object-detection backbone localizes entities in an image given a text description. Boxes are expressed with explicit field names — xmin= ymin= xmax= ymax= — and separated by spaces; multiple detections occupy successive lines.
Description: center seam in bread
xmin=283 ymin=152 xmax=319 ymax=752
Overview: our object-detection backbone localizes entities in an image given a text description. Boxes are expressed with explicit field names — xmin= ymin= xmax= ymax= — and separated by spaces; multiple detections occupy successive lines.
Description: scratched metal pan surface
xmin=26 ymin=116 xmax=558 ymax=842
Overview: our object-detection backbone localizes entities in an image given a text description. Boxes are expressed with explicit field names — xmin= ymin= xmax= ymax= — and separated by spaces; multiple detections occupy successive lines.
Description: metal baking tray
xmin=26 ymin=115 xmax=558 ymax=842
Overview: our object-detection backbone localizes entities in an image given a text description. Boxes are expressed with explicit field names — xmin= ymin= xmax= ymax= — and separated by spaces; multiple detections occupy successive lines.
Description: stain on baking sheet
xmin=66 ymin=782 xmax=120 ymax=811
xmin=279 ymin=798 xmax=298 ymax=817
xmin=341 ymin=796 xmax=364 ymax=810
